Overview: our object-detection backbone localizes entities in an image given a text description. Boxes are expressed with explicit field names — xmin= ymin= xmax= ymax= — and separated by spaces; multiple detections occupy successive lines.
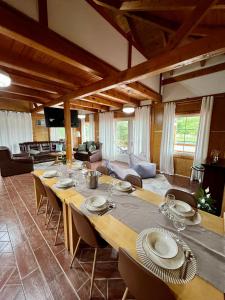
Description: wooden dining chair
xmin=96 ymin=165 xmax=109 ymax=175
xmin=69 ymin=203 xmax=107 ymax=299
xmin=44 ymin=185 xmax=63 ymax=245
xmin=165 ymin=188 xmax=197 ymax=208
xmin=118 ymin=248 xmax=175 ymax=300
xmin=124 ymin=174 xmax=142 ymax=188
xmin=32 ymin=173 xmax=48 ymax=220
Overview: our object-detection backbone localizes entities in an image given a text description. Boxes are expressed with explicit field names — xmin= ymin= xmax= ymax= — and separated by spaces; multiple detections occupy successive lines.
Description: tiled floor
xmin=0 ymin=174 xmax=132 ymax=300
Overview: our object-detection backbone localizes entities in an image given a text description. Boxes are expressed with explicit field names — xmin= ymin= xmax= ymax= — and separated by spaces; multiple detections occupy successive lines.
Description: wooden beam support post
xmin=64 ymin=99 xmax=72 ymax=163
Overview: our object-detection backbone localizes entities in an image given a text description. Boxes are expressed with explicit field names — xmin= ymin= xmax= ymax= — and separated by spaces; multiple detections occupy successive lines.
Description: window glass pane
xmin=174 ymin=115 xmax=200 ymax=154
xmin=85 ymin=122 xmax=90 ymax=140
xmin=115 ymin=120 xmax=129 ymax=154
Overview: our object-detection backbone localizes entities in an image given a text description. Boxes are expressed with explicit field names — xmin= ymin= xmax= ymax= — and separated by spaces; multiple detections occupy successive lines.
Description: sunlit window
xmin=174 ymin=115 xmax=200 ymax=154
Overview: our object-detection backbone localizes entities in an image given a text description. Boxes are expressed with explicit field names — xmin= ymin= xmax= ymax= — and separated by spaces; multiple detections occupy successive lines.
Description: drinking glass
xmin=160 ymin=193 xmax=175 ymax=214
xmin=172 ymin=217 xmax=186 ymax=243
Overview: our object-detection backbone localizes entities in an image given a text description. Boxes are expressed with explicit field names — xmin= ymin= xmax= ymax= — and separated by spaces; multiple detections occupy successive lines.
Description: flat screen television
xmin=44 ymin=107 xmax=80 ymax=128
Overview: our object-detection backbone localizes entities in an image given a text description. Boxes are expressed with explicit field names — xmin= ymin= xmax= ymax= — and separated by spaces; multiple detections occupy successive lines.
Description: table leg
xmin=63 ymin=202 xmax=69 ymax=250
xmin=68 ymin=205 xmax=79 ymax=255
xmin=33 ymin=178 xmax=41 ymax=209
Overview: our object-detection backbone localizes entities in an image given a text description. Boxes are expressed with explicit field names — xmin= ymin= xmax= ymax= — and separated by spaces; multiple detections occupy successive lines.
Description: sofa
xmin=0 ymin=146 xmax=34 ymax=177
xmin=19 ymin=141 xmax=65 ymax=163
xmin=74 ymin=141 xmax=102 ymax=163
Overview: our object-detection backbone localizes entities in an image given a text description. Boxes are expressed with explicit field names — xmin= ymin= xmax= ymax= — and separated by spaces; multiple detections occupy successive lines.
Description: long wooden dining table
xmin=33 ymin=169 xmax=224 ymax=300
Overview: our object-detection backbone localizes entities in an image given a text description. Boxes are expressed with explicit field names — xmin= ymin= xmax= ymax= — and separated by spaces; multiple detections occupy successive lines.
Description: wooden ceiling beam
xmin=0 ymin=51 xmax=79 ymax=89
xmin=0 ymin=85 xmax=57 ymax=101
xmin=38 ymin=0 xmax=48 ymax=27
xmin=70 ymin=99 xmax=109 ymax=111
xmin=70 ymin=104 xmax=98 ymax=113
xmin=57 ymin=30 xmax=225 ymax=102
xmin=120 ymin=0 xmax=225 ymax=11
xmin=0 ymin=1 xmax=113 ymax=77
xmin=166 ymin=0 xmax=218 ymax=50
xmin=99 ymin=89 xmax=140 ymax=105
xmin=83 ymin=95 xmax=123 ymax=108
xmin=163 ymin=62 xmax=225 ymax=85
xmin=127 ymin=82 xmax=161 ymax=101
xmin=0 ymin=92 xmax=47 ymax=104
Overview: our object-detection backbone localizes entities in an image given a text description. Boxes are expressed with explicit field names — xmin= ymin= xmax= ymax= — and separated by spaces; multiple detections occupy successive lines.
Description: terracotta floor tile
xmin=79 ymin=247 xmax=118 ymax=263
xmin=107 ymin=278 xmax=135 ymax=299
xmin=0 ymin=284 xmax=25 ymax=300
xmin=0 ymin=252 xmax=16 ymax=266
xmin=14 ymin=240 xmax=38 ymax=279
xmin=22 ymin=268 xmax=53 ymax=300
xmin=7 ymin=268 xmax=21 ymax=284
xmin=24 ymin=224 xmax=45 ymax=251
xmin=0 ymin=266 xmax=15 ymax=290
xmin=78 ymin=279 xmax=105 ymax=300
xmin=56 ymin=250 xmax=89 ymax=290
xmin=34 ymin=243 xmax=62 ymax=282
xmin=95 ymin=279 xmax=107 ymax=299
xmin=81 ymin=261 xmax=121 ymax=279
xmin=48 ymin=272 xmax=79 ymax=300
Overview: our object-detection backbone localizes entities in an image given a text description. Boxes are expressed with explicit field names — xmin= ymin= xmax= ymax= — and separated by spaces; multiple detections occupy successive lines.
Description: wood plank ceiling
xmin=0 ymin=0 xmax=224 ymax=113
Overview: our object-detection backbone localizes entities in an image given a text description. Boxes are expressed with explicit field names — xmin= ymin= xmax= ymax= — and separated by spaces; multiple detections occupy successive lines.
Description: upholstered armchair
xmin=0 ymin=146 xmax=33 ymax=177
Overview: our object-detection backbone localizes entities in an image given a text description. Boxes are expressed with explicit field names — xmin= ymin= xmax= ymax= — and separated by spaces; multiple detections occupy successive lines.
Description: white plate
xmin=85 ymin=197 xmax=108 ymax=212
xmin=146 ymin=230 xmax=178 ymax=259
xmin=115 ymin=181 xmax=132 ymax=192
xmin=73 ymin=165 xmax=82 ymax=171
xmin=142 ymin=234 xmax=185 ymax=270
xmin=43 ymin=170 xmax=58 ymax=178
xmin=56 ymin=178 xmax=74 ymax=188
xmin=87 ymin=195 xmax=107 ymax=208
xmin=170 ymin=200 xmax=195 ymax=217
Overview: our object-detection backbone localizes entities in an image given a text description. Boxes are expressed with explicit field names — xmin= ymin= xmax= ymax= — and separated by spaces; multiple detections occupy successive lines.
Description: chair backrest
xmin=96 ymin=166 xmax=109 ymax=176
xmin=32 ymin=173 xmax=47 ymax=197
xmin=0 ymin=147 xmax=12 ymax=161
xmin=124 ymin=174 xmax=142 ymax=188
xmin=118 ymin=248 xmax=175 ymax=300
xmin=165 ymin=188 xmax=197 ymax=208
xmin=70 ymin=203 xmax=102 ymax=248
xmin=43 ymin=185 xmax=62 ymax=211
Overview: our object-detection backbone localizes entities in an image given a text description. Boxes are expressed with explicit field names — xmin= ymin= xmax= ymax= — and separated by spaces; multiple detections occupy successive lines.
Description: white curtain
xmin=99 ymin=111 xmax=115 ymax=160
xmin=50 ymin=128 xmax=65 ymax=141
xmin=132 ymin=106 xmax=150 ymax=161
xmin=160 ymin=102 xmax=176 ymax=175
xmin=81 ymin=119 xmax=86 ymax=143
xmin=0 ymin=111 xmax=33 ymax=153
xmin=193 ymin=96 xmax=214 ymax=173
xmin=89 ymin=114 xmax=95 ymax=141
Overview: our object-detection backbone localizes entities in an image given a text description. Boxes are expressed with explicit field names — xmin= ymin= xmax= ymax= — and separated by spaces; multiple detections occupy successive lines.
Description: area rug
xmin=143 ymin=174 xmax=172 ymax=196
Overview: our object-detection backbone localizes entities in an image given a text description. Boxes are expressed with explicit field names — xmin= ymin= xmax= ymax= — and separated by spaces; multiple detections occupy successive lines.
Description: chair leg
xmin=70 ymin=237 xmax=81 ymax=268
xmin=54 ymin=211 xmax=62 ymax=246
xmin=46 ymin=207 xmax=53 ymax=229
xmin=89 ymin=248 xmax=97 ymax=299
xmin=37 ymin=195 xmax=43 ymax=215
xmin=45 ymin=199 xmax=49 ymax=224
xmin=122 ymin=287 xmax=128 ymax=300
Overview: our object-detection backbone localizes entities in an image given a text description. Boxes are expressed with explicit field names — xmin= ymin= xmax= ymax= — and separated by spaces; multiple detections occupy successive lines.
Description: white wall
xmin=162 ymin=55 xmax=225 ymax=102
xmin=2 ymin=0 xmax=38 ymax=20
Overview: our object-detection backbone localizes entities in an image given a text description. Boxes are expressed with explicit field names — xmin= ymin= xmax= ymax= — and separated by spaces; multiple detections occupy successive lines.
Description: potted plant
xmin=196 ymin=187 xmax=217 ymax=215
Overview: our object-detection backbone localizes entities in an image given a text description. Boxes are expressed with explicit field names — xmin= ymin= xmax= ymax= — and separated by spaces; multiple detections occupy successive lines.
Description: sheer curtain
xmin=99 ymin=111 xmax=115 ymax=160
xmin=132 ymin=106 xmax=150 ymax=161
xmin=81 ymin=119 xmax=86 ymax=143
xmin=160 ymin=102 xmax=176 ymax=175
xmin=192 ymin=96 xmax=214 ymax=178
xmin=0 ymin=111 xmax=33 ymax=153
xmin=89 ymin=114 xmax=95 ymax=141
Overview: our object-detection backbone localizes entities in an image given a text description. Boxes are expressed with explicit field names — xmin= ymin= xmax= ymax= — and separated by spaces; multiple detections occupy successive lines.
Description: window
xmin=50 ymin=128 xmax=65 ymax=141
xmin=174 ymin=115 xmax=200 ymax=154
xmin=85 ymin=122 xmax=90 ymax=141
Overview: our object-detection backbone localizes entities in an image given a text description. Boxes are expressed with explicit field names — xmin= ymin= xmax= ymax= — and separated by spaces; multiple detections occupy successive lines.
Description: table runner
xmin=73 ymin=182 xmax=225 ymax=292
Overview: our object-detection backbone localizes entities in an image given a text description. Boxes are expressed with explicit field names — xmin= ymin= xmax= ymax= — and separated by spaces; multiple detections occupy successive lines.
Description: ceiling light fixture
xmin=122 ymin=104 xmax=135 ymax=114
xmin=0 ymin=70 xmax=11 ymax=87
xmin=78 ymin=114 xmax=85 ymax=119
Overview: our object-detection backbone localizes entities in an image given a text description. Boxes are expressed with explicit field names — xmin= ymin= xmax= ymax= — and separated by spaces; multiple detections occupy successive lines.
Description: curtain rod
xmin=166 ymin=91 xmax=225 ymax=104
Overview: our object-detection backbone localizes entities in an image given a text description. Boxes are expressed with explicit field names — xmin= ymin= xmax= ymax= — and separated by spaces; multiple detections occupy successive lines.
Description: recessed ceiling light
xmin=122 ymin=104 xmax=135 ymax=114
xmin=0 ymin=70 xmax=11 ymax=87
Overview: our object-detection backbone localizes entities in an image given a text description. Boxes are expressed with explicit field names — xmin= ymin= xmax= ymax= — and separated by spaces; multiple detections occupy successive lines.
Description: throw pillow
xmin=29 ymin=149 xmax=40 ymax=155
xmin=56 ymin=144 xmax=63 ymax=152
xmin=133 ymin=161 xmax=156 ymax=179
xmin=106 ymin=161 xmax=140 ymax=180
xmin=78 ymin=144 xmax=86 ymax=151
xmin=89 ymin=144 xmax=96 ymax=152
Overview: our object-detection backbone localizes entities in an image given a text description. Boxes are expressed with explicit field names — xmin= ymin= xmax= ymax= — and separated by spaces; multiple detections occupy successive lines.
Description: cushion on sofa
xmin=28 ymin=149 xmax=40 ymax=155
xmin=56 ymin=144 xmax=63 ymax=152
xmin=78 ymin=144 xmax=86 ymax=151
xmin=106 ymin=161 xmax=140 ymax=180
xmin=133 ymin=161 xmax=156 ymax=179
xmin=89 ymin=144 xmax=97 ymax=152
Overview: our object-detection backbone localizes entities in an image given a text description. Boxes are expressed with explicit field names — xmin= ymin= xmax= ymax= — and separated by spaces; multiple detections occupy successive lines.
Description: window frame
xmin=174 ymin=113 xmax=200 ymax=157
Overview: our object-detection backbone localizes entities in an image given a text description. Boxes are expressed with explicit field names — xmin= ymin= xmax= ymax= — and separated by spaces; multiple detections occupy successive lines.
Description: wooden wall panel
xmin=32 ymin=113 xmax=50 ymax=141
xmin=94 ymin=113 xmax=99 ymax=142
xmin=151 ymin=103 xmax=163 ymax=169
xmin=0 ymin=98 xmax=31 ymax=112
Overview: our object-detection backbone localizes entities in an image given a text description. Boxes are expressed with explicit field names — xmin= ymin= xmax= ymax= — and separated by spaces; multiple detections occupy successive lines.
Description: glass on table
xmin=172 ymin=217 xmax=186 ymax=243
xmin=160 ymin=193 xmax=175 ymax=214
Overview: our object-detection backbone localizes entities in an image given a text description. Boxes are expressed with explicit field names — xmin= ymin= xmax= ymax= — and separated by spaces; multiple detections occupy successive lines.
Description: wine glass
xmin=160 ymin=193 xmax=175 ymax=214
xmin=172 ymin=217 xmax=186 ymax=243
